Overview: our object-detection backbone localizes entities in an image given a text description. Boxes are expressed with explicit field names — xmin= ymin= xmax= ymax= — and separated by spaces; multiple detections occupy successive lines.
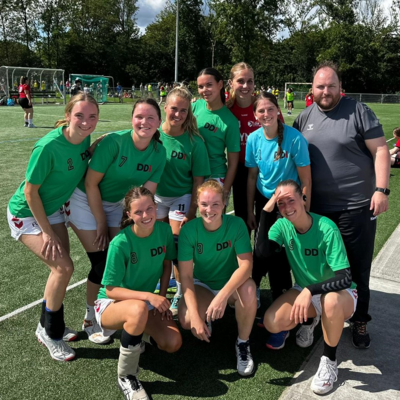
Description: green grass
xmin=0 ymin=102 xmax=399 ymax=400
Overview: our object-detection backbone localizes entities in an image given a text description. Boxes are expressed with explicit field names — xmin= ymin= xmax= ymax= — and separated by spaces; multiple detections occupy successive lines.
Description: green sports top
xmin=269 ymin=213 xmax=356 ymax=289
xmin=77 ymin=130 xmax=166 ymax=202
xmin=156 ymin=128 xmax=211 ymax=197
xmin=99 ymin=221 xmax=176 ymax=299
xmin=9 ymin=126 xmax=90 ymax=218
xmin=286 ymin=92 xmax=294 ymax=101
xmin=192 ymin=99 xmax=240 ymax=178
xmin=178 ymin=214 xmax=252 ymax=290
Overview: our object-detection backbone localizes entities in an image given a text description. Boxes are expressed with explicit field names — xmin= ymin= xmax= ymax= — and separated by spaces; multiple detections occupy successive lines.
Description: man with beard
xmin=293 ymin=61 xmax=390 ymax=349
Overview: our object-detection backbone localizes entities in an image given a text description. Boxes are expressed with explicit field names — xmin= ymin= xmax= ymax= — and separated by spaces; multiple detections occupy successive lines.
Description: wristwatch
xmin=375 ymin=187 xmax=390 ymax=196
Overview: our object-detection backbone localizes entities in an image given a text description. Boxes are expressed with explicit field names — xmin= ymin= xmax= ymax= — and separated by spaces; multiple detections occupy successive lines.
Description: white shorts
xmin=205 ymin=177 xmax=231 ymax=206
xmin=95 ymin=298 xmax=154 ymax=338
xmin=193 ymin=279 xmax=221 ymax=297
xmin=155 ymin=193 xmax=192 ymax=221
xmin=66 ymin=188 xmax=122 ymax=230
xmin=292 ymin=283 xmax=358 ymax=318
xmin=7 ymin=206 xmax=65 ymax=240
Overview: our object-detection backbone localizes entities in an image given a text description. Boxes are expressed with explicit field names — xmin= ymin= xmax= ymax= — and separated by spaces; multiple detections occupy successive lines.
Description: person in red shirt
xmin=305 ymin=88 xmax=314 ymax=107
xmin=18 ymin=76 xmax=35 ymax=128
xmin=390 ymin=127 xmax=400 ymax=168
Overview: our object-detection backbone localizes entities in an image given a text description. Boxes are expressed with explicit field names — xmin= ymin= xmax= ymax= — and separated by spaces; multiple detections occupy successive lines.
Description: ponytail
xmin=274 ymin=120 xmax=284 ymax=161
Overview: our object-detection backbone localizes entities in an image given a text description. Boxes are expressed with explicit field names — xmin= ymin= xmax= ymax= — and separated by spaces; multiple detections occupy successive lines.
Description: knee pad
xmin=87 ymin=250 xmax=108 ymax=285
xmin=173 ymin=235 xmax=179 ymax=266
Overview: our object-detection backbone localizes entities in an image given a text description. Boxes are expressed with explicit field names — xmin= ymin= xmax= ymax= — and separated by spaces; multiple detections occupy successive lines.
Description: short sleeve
xmin=192 ymin=139 xmax=211 ymax=177
xmin=101 ymin=242 xmax=128 ymax=287
xmin=290 ymin=130 xmax=310 ymax=167
xmin=233 ymin=219 xmax=252 ymax=255
xmin=178 ymin=224 xmax=195 ymax=261
xmin=165 ymin=226 xmax=177 ymax=261
xmin=225 ymin=116 xmax=240 ymax=153
xmin=324 ymin=228 xmax=350 ymax=272
xmin=356 ymin=103 xmax=384 ymax=140
xmin=245 ymin=133 xmax=257 ymax=168
xmin=25 ymin=146 xmax=53 ymax=185
xmin=396 ymin=139 xmax=400 ymax=148
xmin=88 ymin=135 xmax=119 ymax=174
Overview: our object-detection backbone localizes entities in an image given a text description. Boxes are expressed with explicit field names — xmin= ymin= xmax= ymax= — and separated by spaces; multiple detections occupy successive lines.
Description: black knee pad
xmin=173 ymin=235 xmax=179 ymax=266
xmin=87 ymin=250 xmax=108 ymax=285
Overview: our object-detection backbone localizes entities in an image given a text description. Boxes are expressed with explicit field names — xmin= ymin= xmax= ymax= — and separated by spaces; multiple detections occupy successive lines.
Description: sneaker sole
xmin=352 ymin=341 xmax=370 ymax=349
xmin=37 ymin=337 xmax=76 ymax=362
xmin=266 ymin=332 xmax=290 ymax=350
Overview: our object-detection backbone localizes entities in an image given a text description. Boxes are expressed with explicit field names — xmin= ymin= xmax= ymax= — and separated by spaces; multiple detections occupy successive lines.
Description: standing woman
xmin=7 ymin=93 xmax=100 ymax=361
xmin=227 ymin=62 xmax=286 ymax=231
xmin=178 ymin=180 xmax=256 ymax=377
xmin=67 ymin=98 xmax=166 ymax=344
xmin=95 ymin=187 xmax=182 ymax=400
xmin=18 ymin=76 xmax=35 ymax=128
xmin=155 ymin=86 xmax=211 ymax=315
xmin=305 ymin=88 xmax=314 ymax=107
xmin=245 ymin=92 xmax=311 ymax=345
xmin=192 ymin=67 xmax=240 ymax=201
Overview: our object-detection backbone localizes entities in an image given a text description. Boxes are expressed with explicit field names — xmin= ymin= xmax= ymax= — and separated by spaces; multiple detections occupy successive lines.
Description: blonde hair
xmin=226 ymin=62 xmax=254 ymax=108
xmin=165 ymin=85 xmax=203 ymax=142
xmin=197 ymin=179 xmax=226 ymax=204
xmin=120 ymin=187 xmax=155 ymax=229
xmin=55 ymin=93 xmax=99 ymax=128
xmin=20 ymin=76 xmax=28 ymax=85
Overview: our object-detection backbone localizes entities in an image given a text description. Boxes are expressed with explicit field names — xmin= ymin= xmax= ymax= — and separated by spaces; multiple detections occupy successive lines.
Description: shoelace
xmin=238 ymin=342 xmax=250 ymax=361
xmin=125 ymin=375 xmax=142 ymax=391
xmin=318 ymin=360 xmax=338 ymax=383
xmin=355 ymin=322 xmax=367 ymax=335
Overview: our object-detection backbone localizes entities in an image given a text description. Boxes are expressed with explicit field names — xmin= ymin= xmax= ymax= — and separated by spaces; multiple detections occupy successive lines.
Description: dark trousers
xmin=318 ymin=205 xmax=376 ymax=323
xmin=232 ymin=162 xmax=250 ymax=235
xmin=252 ymin=189 xmax=292 ymax=300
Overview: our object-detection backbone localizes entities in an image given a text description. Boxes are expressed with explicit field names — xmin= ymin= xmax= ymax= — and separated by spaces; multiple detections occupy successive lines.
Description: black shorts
xmin=392 ymin=154 xmax=400 ymax=168
xmin=19 ymin=98 xmax=31 ymax=109
xmin=287 ymin=100 xmax=293 ymax=106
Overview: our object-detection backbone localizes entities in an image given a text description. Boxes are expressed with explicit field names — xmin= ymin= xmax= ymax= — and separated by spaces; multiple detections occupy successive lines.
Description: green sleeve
xmin=324 ymin=228 xmax=350 ymax=272
xmin=178 ymin=223 xmax=195 ymax=261
xmin=88 ymin=135 xmax=119 ymax=174
xmin=268 ymin=220 xmax=284 ymax=248
xmin=165 ymin=226 xmax=177 ymax=261
xmin=192 ymin=138 xmax=211 ymax=177
xmin=233 ymin=218 xmax=252 ymax=255
xmin=25 ymin=146 xmax=52 ymax=185
xmin=225 ymin=115 xmax=240 ymax=153
xmin=101 ymin=242 xmax=128 ymax=287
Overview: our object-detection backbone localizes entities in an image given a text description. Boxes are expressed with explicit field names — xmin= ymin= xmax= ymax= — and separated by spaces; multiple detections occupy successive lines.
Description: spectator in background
xmin=18 ymin=76 xmax=35 ymax=128
xmin=390 ymin=127 xmax=400 ymax=167
xmin=305 ymin=88 xmax=314 ymax=107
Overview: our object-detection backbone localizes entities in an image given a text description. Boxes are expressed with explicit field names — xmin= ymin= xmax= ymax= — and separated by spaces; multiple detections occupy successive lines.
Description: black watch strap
xmin=375 ymin=187 xmax=390 ymax=196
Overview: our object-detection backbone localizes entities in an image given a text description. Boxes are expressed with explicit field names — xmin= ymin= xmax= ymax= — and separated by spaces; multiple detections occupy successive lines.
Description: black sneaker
xmin=352 ymin=321 xmax=371 ymax=349
xmin=118 ymin=375 xmax=149 ymax=400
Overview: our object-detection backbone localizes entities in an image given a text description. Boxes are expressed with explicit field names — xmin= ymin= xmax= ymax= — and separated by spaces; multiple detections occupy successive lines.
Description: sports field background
xmin=0 ymin=100 xmax=399 ymax=400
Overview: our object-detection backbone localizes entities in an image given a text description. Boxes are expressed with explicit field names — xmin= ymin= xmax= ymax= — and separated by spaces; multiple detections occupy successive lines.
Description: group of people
xmin=7 ymin=60 xmax=390 ymax=400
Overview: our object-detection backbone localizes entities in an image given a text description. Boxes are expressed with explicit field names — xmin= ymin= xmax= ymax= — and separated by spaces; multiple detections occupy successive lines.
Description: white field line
xmin=0 ymin=278 xmax=87 ymax=323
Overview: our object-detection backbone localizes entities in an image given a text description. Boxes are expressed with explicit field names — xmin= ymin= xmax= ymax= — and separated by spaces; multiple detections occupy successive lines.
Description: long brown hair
xmin=120 ymin=187 xmax=155 ymax=229
xmin=226 ymin=62 xmax=254 ymax=108
xmin=55 ymin=93 xmax=99 ymax=128
xmin=253 ymin=92 xmax=285 ymax=162
xmin=197 ymin=67 xmax=225 ymax=105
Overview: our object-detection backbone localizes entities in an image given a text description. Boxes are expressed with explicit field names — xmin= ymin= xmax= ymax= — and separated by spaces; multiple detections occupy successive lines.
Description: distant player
xmin=390 ymin=127 xmax=400 ymax=168
xmin=7 ymin=93 xmax=100 ymax=362
xmin=70 ymin=79 xmax=82 ymax=96
xmin=305 ymin=88 xmax=314 ymax=107
xmin=286 ymin=88 xmax=294 ymax=115
xmin=18 ymin=76 xmax=35 ymax=128
xmin=158 ymin=83 xmax=167 ymax=106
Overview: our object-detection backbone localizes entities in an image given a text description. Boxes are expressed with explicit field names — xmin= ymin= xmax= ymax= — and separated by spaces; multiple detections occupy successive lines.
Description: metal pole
xmin=174 ymin=0 xmax=179 ymax=82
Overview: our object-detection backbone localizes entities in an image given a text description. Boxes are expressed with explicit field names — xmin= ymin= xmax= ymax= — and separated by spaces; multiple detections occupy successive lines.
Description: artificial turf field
xmin=0 ymin=100 xmax=399 ymax=400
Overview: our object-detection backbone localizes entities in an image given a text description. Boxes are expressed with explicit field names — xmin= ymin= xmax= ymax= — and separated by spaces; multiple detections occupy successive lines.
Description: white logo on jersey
xmin=240 ymin=132 xmax=249 ymax=142
xmin=248 ymin=121 xmax=254 ymax=127
xmin=307 ymin=124 xmax=314 ymax=131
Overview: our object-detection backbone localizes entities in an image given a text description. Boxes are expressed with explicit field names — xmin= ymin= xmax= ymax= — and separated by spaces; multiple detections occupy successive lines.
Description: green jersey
xmin=192 ymin=99 xmax=240 ymax=178
xmin=179 ymin=214 xmax=252 ymax=290
xmin=156 ymin=128 xmax=211 ymax=197
xmin=286 ymin=92 xmax=294 ymax=101
xmin=8 ymin=127 xmax=90 ymax=218
xmin=99 ymin=221 xmax=176 ymax=299
xmin=77 ymin=130 xmax=166 ymax=202
xmin=269 ymin=213 xmax=355 ymax=289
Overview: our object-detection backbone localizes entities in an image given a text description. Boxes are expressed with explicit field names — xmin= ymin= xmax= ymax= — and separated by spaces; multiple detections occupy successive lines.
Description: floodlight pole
xmin=174 ymin=0 xmax=179 ymax=82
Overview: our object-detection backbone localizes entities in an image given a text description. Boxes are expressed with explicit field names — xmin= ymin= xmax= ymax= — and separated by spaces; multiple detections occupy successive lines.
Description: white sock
xmin=176 ymin=281 xmax=182 ymax=296
xmin=237 ymin=337 xmax=248 ymax=344
xmin=24 ymin=119 xmax=28 ymax=123
xmin=118 ymin=344 xmax=141 ymax=377
xmin=28 ymin=119 xmax=33 ymax=124
xmin=85 ymin=303 xmax=95 ymax=320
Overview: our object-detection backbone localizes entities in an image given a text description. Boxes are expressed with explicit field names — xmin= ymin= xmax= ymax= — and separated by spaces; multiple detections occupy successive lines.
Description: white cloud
xmin=136 ymin=0 xmax=168 ymax=32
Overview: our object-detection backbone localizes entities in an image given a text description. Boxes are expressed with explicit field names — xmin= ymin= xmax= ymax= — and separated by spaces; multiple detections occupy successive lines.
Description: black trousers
xmin=318 ymin=205 xmax=376 ymax=323
xmin=252 ymin=189 xmax=292 ymax=300
xmin=232 ymin=162 xmax=250 ymax=235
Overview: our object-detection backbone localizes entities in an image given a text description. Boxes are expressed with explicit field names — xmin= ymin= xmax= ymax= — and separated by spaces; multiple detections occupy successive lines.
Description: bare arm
xmin=24 ymin=182 xmax=64 ymax=260
xmin=389 ymin=146 xmax=400 ymax=156
xmin=365 ymin=137 xmax=390 ymax=216
xmin=143 ymin=181 xmax=158 ymax=195
xmin=223 ymin=152 xmax=239 ymax=197
xmin=247 ymin=167 xmax=259 ymax=230
xmin=297 ymin=165 xmax=312 ymax=211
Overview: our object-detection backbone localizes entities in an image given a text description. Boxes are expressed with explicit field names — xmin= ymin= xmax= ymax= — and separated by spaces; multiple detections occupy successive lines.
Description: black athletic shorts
xmin=287 ymin=100 xmax=293 ymax=107
xmin=19 ymin=98 xmax=31 ymax=109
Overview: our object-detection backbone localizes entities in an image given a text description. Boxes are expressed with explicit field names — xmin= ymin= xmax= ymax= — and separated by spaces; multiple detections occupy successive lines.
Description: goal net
xmin=70 ymin=74 xmax=111 ymax=103
xmin=284 ymin=82 xmax=312 ymax=108
xmin=0 ymin=66 xmax=65 ymax=104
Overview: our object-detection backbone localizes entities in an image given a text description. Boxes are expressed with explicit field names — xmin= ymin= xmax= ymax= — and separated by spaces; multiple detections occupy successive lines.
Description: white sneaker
xmin=28 ymin=123 xmax=36 ymax=128
xmin=235 ymin=340 xmax=254 ymax=376
xmin=140 ymin=341 xmax=146 ymax=354
xmin=296 ymin=315 xmax=320 ymax=348
xmin=83 ymin=319 xmax=111 ymax=344
xmin=118 ymin=375 xmax=149 ymax=400
xmin=311 ymin=356 xmax=338 ymax=395
xmin=35 ymin=322 xmax=78 ymax=342
xmin=37 ymin=328 xmax=76 ymax=361
xmin=169 ymin=294 xmax=181 ymax=316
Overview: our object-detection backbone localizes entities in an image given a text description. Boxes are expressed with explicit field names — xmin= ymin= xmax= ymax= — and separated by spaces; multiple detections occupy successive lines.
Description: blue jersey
xmin=245 ymin=124 xmax=310 ymax=199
